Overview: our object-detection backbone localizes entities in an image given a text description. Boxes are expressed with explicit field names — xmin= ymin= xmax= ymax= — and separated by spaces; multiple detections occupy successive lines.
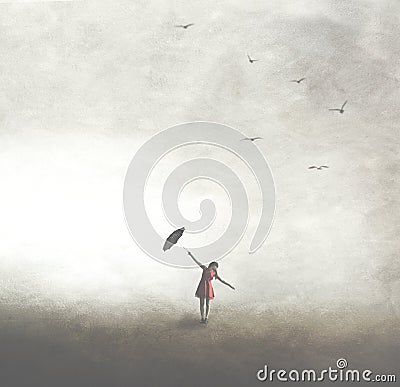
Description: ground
xmin=1 ymin=302 xmax=398 ymax=387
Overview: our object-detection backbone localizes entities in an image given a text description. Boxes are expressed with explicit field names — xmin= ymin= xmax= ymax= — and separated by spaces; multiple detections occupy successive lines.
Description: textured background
xmin=0 ymin=1 xmax=399 ymax=386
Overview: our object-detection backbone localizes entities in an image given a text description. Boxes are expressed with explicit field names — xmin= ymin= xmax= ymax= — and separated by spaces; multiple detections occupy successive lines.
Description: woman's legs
xmin=205 ymin=298 xmax=211 ymax=320
xmin=199 ymin=297 xmax=205 ymax=320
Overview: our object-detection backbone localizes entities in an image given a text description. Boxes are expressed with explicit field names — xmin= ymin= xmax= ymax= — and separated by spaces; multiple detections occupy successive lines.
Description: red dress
xmin=195 ymin=266 xmax=216 ymax=299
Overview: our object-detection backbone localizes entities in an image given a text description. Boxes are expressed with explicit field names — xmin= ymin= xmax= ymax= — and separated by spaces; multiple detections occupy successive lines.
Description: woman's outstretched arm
xmin=215 ymin=274 xmax=235 ymax=290
xmin=187 ymin=251 xmax=206 ymax=269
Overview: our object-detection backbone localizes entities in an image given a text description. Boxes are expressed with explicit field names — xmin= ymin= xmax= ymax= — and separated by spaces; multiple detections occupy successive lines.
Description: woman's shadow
xmin=176 ymin=314 xmax=206 ymax=330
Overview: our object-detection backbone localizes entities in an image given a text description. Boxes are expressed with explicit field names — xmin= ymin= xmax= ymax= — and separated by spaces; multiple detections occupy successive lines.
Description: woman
xmin=188 ymin=251 xmax=235 ymax=324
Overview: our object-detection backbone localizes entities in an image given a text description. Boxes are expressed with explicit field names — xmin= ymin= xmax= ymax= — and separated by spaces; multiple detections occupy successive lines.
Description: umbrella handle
xmin=176 ymin=242 xmax=189 ymax=252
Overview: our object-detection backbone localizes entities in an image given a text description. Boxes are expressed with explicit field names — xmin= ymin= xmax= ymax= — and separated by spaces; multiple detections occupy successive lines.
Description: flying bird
xmin=290 ymin=77 xmax=306 ymax=84
xmin=329 ymin=100 xmax=347 ymax=114
xmin=308 ymin=165 xmax=329 ymax=170
xmin=247 ymin=54 xmax=259 ymax=63
xmin=241 ymin=136 xmax=262 ymax=142
xmin=175 ymin=23 xmax=194 ymax=29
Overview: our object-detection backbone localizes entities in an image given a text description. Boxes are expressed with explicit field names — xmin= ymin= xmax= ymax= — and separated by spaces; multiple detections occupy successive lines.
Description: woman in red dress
xmin=188 ymin=251 xmax=235 ymax=324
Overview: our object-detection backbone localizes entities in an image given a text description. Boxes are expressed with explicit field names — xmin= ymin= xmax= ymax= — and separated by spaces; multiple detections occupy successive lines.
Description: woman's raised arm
xmin=187 ymin=251 xmax=205 ymax=269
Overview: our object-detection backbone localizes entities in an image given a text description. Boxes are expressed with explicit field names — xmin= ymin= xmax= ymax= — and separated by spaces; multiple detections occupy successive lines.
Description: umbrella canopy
xmin=163 ymin=227 xmax=185 ymax=251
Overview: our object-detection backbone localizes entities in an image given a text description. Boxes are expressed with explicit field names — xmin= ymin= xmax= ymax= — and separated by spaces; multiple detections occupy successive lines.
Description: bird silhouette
xmin=329 ymin=100 xmax=347 ymax=114
xmin=241 ymin=136 xmax=262 ymax=142
xmin=290 ymin=77 xmax=306 ymax=84
xmin=247 ymin=54 xmax=259 ymax=63
xmin=308 ymin=165 xmax=329 ymax=170
xmin=175 ymin=23 xmax=194 ymax=29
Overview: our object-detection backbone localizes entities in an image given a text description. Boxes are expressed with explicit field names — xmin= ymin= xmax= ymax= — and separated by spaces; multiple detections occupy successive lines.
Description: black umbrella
xmin=163 ymin=227 xmax=186 ymax=251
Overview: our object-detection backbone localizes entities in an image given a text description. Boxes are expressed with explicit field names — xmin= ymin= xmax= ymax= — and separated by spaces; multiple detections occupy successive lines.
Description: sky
xmin=0 ymin=0 xmax=399 ymax=321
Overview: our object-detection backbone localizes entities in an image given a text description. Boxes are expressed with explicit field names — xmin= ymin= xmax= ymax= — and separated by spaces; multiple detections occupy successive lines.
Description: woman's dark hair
xmin=208 ymin=261 xmax=219 ymax=269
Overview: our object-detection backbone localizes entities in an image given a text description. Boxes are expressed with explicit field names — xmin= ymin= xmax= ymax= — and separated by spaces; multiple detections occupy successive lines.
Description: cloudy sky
xmin=0 ymin=0 xmax=399 ymax=323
